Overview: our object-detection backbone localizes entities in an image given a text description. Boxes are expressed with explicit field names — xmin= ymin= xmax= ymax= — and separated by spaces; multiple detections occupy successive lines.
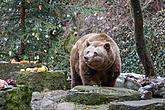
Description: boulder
xmin=56 ymin=99 xmax=165 ymax=110
xmin=14 ymin=71 xmax=70 ymax=91
xmin=115 ymin=73 xmax=144 ymax=90
xmin=0 ymin=85 xmax=32 ymax=110
xmin=31 ymin=90 xmax=68 ymax=110
xmin=30 ymin=87 xmax=165 ymax=110
xmin=109 ymin=98 xmax=165 ymax=110
xmin=65 ymin=86 xmax=140 ymax=105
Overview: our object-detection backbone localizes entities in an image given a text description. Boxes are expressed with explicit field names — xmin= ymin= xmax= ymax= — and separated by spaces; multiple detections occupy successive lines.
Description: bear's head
xmin=83 ymin=41 xmax=114 ymax=70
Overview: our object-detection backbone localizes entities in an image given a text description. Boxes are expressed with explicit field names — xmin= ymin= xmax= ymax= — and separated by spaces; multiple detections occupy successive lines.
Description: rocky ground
xmin=31 ymin=86 xmax=165 ymax=110
xmin=1 ymin=63 xmax=164 ymax=110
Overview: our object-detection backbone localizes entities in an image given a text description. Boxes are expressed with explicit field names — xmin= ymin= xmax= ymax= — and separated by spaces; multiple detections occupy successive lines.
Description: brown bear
xmin=70 ymin=33 xmax=121 ymax=88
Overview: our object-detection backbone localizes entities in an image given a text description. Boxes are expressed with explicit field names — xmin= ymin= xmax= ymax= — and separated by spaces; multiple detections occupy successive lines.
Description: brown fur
xmin=70 ymin=33 xmax=121 ymax=88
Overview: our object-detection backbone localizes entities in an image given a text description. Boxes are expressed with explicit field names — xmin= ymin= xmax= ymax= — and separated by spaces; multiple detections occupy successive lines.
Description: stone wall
xmin=0 ymin=62 xmax=40 ymax=80
xmin=13 ymin=71 xmax=70 ymax=91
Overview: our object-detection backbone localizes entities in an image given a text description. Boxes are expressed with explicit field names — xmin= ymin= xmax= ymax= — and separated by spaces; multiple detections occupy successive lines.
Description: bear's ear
xmin=104 ymin=43 xmax=110 ymax=51
xmin=86 ymin=41 xmax=90 ymax=47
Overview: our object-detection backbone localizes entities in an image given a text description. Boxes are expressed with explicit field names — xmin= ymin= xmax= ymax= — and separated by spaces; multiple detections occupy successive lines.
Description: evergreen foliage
xmin=0 ymin=0 xmax=72 ymax=66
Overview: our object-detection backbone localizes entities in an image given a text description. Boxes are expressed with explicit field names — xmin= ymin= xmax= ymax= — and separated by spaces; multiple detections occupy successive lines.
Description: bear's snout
xmin=84 ymin=56 xmax=93 ymax=64
xmin=84 ymin=56 xmax=88 ymax=61
xmin=84 ymin=56 xmax=90 ymax=63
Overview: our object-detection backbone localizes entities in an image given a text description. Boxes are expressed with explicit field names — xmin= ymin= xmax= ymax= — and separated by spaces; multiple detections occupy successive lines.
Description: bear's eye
xmin=87 ymin=51 xmax=90 ymax=54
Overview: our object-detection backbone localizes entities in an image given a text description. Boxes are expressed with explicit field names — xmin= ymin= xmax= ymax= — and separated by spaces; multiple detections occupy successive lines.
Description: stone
xmin=57 ymin=102 xmax=76 ymax=110
xmin=109 ymin=98 xmax=165 ymax=110
xmin=14 ymin=70 xmax=70 ymax=91
xmin=40 ymin=98 xmax=54 ymax=109
xmin=30 ymin=89 xmax=165 ymax=110
xmin=0 ymin=85 xmax=32 ymax=110
xmin=65 ymin=86 xmax=140 ymax=105
xmin=115 ymin=73 xmax=144 ymax=90
xmin=31 ymin=90 xmax=68 ymax=110
xmin=115 ymin=73 xmax=165 ymax=99
xmin=56 ymin=102 xmax=109 ymax=110
xmin=0 ymin=62 xmax=41 ymax=80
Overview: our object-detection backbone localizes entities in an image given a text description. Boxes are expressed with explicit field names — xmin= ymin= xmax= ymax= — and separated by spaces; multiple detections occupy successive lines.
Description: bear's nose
xmin=84 ymin=56 xmax=88 ymax=61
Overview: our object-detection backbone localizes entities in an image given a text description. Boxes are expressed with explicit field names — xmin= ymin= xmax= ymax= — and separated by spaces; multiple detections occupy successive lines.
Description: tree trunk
xmin=15 ymin=0 xmax=26 ymax=61
xmin=130 ymin=0 xmax=156 ymax=77
xmin=20 ymin=0 xmax=25 ymax=31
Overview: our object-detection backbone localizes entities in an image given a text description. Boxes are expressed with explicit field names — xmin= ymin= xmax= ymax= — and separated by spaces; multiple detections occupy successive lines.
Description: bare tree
xmin=20 ymin=0 xmax=25 ymax=31
xmin=14 ymin=0 xmax=26 ymax=61
xmin=130 ymin=0 xmax=156 ymax=77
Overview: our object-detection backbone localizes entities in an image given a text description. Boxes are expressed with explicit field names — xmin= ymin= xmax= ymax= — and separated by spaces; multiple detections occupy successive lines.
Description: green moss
xmin=77 ymin=88 xmax=90 ymax=92
xmin=65 ymin=86 xmax=141 ymax=105
xmin=0 ymin=85 xmax=32 ymax=110
xmin=16 ymin=71 xmax=70 ymax=91
xmin=65 ymin=92 xmax=119 ymax=105
xmin=86 ymin=104 xmax=106 ymax=108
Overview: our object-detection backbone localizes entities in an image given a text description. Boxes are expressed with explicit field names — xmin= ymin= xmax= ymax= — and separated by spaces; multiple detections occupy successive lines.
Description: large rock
xmin=65 ymin=86 xmax=140 ymax=105
xmin=109 ymin=98 xmax=165 ymax=110
xmin=30 ymin=88 xmax=165 ymax=110
xmin=55 ymin=99 xmax=165 ymax=110
xmin=14 ymin=71 xmax=70 ymax=91
xmin=115 ymin=73 xmax=144 ymax=90
xmin=31 ymin=90 xmax=68 ymax=110
xmin=0 ymin=85 xmax=32 ymax=110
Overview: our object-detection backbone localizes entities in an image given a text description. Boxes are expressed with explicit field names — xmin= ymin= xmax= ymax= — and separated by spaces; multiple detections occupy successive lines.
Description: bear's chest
xmin=84 ymin=69 xmax=107 ymax=80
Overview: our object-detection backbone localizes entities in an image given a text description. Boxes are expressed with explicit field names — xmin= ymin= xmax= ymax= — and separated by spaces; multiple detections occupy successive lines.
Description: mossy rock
xmin=0 ymin=62 xmax=41 ymax=80
xmin=65 ymin=86 xmax=140 ymax=105
xmin=109 ymin=98 xmax=165 ymax=110
xmin=0 ymin=85 xmax=32 ymax=110
xmin=109 ymin=103 xmax=165 ymax=110
xmin=15 ymin=70 xmax=70 ymax=91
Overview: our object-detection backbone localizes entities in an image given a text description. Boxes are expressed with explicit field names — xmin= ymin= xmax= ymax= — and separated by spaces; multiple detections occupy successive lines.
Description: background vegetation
xmin=0 ymin=0 xmax=164 ymax=76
